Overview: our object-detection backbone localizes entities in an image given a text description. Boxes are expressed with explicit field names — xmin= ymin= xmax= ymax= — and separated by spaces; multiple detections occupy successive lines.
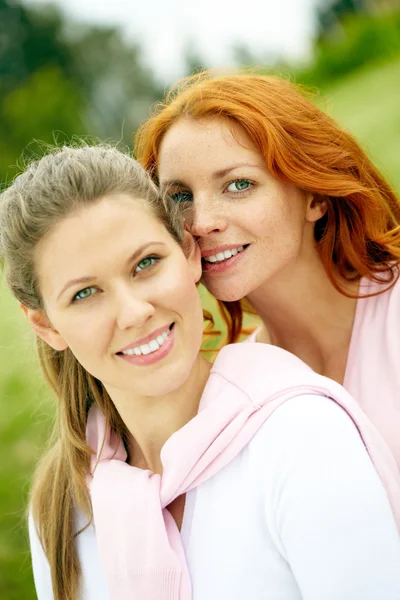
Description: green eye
xmin=170 ymin=190 xmax=193 ymax=204
xmin=74 ymin=286 xmax=97 ymax=301
xmin=227 ymin=179 xmax=251 ymax=193
xmin=135 ymin=256 xmax=159 ymax=272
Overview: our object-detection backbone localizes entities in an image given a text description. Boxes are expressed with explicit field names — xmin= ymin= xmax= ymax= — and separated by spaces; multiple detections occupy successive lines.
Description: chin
xmin=203 ymin=279 xmax=252 ymax=303
xmin=157 ymin=365 xmax=193 ymax=395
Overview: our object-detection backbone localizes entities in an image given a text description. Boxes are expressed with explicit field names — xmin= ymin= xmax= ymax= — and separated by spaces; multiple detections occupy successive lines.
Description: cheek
xmin=54 ymin=309 xmax=112 ymax=364
xmin=244 ymin=188 xmax=306 ymax=241
xmin=159 ymin=259 xmax=203 ymax=313
xmin=159 ymin=265 xmax=201 ymax=312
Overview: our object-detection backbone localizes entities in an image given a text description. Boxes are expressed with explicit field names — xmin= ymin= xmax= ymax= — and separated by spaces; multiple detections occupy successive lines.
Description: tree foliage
xmin=298 ymin=9 xmax=400 ymax=86
xmin=316 ymin=0 xmax=369 ymax=40
xmin=0 ymin=0 xmax=162 ymax=185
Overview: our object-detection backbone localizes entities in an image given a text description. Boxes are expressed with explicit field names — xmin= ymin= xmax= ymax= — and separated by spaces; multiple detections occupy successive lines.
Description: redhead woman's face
xmin=158 ymin=118 xmax=324 ymax=301
xmin=29 ymin=195 xmax=203 ymax=399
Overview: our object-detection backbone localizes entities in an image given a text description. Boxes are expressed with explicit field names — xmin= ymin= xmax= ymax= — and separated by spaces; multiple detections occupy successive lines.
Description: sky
xmin=23 ymin=0 xmax=320 ymax=82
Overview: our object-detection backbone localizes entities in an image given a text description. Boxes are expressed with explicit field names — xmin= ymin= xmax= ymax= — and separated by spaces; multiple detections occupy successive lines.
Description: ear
xmin=20 ymin=305 xmax=68 ymax=351
xmin=182 ymin=231 xmax=202 ymax=283
xmin=305 ymin=193 xmax=328 ymax=223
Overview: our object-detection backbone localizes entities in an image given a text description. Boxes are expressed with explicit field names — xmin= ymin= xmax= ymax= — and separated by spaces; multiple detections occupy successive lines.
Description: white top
xmin=29 ymin=395 xmax=400 ymax=600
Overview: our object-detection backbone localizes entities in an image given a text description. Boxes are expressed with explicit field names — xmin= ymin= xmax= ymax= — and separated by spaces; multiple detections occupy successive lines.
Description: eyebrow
xmin=161 ymin=163 xmax=262 ymax=189
xmin=56 ymin=241 xmax=167 ymax=301
xmin=212 ymin=163 xmax=262 ymax=180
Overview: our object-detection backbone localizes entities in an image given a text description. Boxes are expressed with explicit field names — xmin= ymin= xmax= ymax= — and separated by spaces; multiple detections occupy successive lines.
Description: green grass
xmin=0 ymin=283 xmax=51 ymax=599
xmin=318 ymin=58 xmax=400 ymax=191
xmin=1 ymin=57 xmax=399 ymax=598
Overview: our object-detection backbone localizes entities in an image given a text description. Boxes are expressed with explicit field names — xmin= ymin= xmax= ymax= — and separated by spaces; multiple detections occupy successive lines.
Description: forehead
xmin=34 ymin=195 xmax=170 ymax=294
xmin=158 ymin=117 xmax=262 ymax=180
xmin=39 ymin=193 xmax=160 ymax=248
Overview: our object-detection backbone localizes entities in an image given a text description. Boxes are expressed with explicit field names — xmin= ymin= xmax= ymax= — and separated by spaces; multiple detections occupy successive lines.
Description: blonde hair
xmin=0 ymin=144 xmax=184 ymax=600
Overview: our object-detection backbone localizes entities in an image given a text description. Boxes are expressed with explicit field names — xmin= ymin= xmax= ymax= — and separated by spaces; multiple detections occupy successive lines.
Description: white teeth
xmin=204 ymin=246 xmax=246 ymax=263
xmin=148 ymin=339 xmax=159 ymax=352
xmin=121 ymin=326 xmax=171 ymax=356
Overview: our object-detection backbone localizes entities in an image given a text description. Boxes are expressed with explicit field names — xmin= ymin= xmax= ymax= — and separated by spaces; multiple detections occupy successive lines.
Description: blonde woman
xmin=1 ymin=145 xmax=399 ymax=600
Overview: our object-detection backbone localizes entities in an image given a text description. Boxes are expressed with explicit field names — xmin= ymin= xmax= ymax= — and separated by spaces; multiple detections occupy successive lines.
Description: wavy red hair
xmin=135 ymin=71 xmax=400 ymax=342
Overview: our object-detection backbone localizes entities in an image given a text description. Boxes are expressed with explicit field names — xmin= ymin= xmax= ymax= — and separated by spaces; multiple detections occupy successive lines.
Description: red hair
xmin=135 ymin=71 xmax=400 ymax=342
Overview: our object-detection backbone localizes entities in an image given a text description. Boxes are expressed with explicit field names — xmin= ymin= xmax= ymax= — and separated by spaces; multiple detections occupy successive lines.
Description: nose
xmin=188 ymin=196 xmax=229 ymax=238
xmin=114 ymin=286 xmax=155 ymax=331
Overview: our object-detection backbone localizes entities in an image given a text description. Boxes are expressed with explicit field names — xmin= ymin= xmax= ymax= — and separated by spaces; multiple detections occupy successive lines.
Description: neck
xmin=107 ymin=354 xmax=211 ymax=474
xmin=247 ymin=249 xmax=359 ymax=380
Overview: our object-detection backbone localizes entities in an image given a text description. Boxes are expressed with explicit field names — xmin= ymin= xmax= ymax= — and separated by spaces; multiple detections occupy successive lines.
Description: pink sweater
xmin=344 ymin=273 xmax=400 ymax=470
xmin=86 ymin=343 xmax=400 ymax=599
xmin=247 ymin=271 xmax=400 ymax=470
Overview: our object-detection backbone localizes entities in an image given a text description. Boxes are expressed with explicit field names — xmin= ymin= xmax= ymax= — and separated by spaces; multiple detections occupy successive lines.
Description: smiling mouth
xmin=117 ymin=323 xmax=174 ymax=357
xmin=202 ymin=244 xmax=249 ymax=266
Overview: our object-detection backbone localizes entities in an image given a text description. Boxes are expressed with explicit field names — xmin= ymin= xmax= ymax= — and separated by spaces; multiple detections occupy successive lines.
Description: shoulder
xmin=249 ymin=398 xmax=400 ymax=599
xmin=248 ymin=393 xmax=365 ymax=463
xmin=248 ymin=394 xmax=399 ymax=535
xmin=248 ymin=395 xmax=399 ymax=537
xmin=209 ymin=343 xmax=346 ymax=411
xmin=244 ymin=392 xmax=396 ymax=511
xmin=359 ymin=268 xmax=400 ymax=308
xmin=354 ymin=270 xmax=400 ymax=352
xmin=385 ymin=269 xmax=400 ymax=313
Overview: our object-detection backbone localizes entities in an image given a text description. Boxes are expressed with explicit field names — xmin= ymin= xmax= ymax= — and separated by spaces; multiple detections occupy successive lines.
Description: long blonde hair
xmin=0 ymin=144 xmax=185 ymax=600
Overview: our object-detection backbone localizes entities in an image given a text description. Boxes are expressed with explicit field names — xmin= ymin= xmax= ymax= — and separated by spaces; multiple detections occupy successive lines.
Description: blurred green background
xmin=1 ymin=0 xmax=399 ymax=597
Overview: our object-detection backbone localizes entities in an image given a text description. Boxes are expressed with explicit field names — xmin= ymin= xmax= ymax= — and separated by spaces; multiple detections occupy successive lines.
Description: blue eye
xmin=135 ymin=256 xmax=159 ymax=272
xmin=73 ymin=286 xmax=97 ymax=301
xmin=226 ymin=179 xmax=252 ymax=193
xmin=170 ymin=190 xmax=193 ymax=204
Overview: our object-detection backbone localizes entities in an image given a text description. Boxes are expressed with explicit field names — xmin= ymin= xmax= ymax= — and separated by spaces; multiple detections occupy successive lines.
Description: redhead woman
xmin=135 ymin=71 xmax=400 ymax=471
xmin=1 ymin=145 xmax=400 ymax=600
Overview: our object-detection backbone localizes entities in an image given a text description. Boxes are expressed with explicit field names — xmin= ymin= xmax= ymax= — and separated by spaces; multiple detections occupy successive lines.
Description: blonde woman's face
xmin=30 ymin=194 xmax=203 ymax=399
xmin=158 ymin=117 xmax=325 ymax=302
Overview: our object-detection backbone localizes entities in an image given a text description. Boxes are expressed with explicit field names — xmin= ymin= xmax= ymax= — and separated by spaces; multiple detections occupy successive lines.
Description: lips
xmin=201 ymin=244 xmax=250 ymax=274
xmin=201 ymin=243 xmax=248 ymax=259
xmin=202 ymin=245 xmax=247 ymax=264
xmin=118 ymin=324 xmax=176 ymax=366
xmin=117 ymin=323 xmax=174 ymax=355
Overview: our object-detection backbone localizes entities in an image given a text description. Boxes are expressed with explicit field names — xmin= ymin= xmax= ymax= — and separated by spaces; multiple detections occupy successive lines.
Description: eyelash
xmin=73 ymin=286 xmax=98 ymax=302
xmin=134 ymin=255 xmax=161 ymax=273
xmin=170 ymin=178 xmax=255 ymax=203
xmin=170 ymin=190 xmax=193 ymax=204
xmin=224 ymin=179 xmax=255 ymax=196
xmin=71 ymin=255 xmax=161 ymax=303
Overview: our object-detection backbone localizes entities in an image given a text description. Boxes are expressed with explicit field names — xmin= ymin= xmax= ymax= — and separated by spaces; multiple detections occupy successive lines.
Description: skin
xmin=158 ymin=117 xmax=359 ymax=382
xmin=25 ymin=194 xmax=211 ymax=481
